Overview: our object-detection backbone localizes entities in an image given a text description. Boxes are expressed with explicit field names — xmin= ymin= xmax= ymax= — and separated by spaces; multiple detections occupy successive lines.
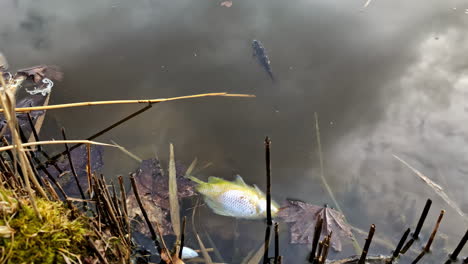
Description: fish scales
xmin=187 ymin=175 xmax=279 ymax=219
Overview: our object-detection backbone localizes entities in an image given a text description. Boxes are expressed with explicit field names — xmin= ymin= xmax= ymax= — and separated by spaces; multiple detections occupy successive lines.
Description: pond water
xmin=1 ymin=0 xmax=468 ymax=262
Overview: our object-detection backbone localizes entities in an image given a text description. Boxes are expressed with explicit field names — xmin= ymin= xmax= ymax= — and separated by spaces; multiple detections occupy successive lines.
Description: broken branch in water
xmin=129 ymin=173 xmax=162 ymax=254
xmin=401 ymin=199 xmax=432 ymax=254
xmin=445 ymin=229 xmax=468 ymax=263
xmin=358 ymin=224 xmax=375 ymax=264
xmin=411 ymin=210 xmax=445 ymax=264
xmin=309 ymin=215 xmax=323 ymax=263
xmin=388 ymin=228 xmax=410 ymax=264
xmin=0 ymin=92 xmax=256 ymax=113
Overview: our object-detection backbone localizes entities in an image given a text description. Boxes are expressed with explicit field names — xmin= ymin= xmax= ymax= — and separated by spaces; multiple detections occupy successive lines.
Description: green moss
xmin=0 ymin=193 xmax=92 ymax=264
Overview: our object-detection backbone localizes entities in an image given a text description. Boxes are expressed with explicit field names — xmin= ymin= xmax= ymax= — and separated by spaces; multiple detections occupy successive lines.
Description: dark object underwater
xmin=252 ymin=39 xmax=275 ymax=81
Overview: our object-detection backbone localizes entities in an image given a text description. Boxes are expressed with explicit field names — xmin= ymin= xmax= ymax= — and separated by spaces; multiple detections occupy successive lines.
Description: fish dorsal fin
xmin=207 ymin=176 xmax=226 ymax=184
xmin=234 ymin=175 xmax=247 ymax=186
xmin=253 ymin=184 xmax=265 ymax=196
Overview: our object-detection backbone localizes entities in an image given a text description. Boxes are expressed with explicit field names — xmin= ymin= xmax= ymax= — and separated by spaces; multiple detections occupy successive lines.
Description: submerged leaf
xmin=277 ymin=199 xmax=353 ymax=252
xmin=17 ymin=64 xmax=63 ymax=83
xmin=126 ymin=158 xmax=196 ymax=236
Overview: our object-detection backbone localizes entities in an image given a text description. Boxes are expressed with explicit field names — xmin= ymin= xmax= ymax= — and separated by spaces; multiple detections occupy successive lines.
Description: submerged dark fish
xmin=252 ymin=39 xmax=274 ymax=81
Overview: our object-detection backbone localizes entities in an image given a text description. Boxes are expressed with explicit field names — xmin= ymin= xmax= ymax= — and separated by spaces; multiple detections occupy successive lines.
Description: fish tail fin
xmin=186 ymin=175 xmax=205 ymax=185
xmin=268 ymin=71 xmax=275 ymax=82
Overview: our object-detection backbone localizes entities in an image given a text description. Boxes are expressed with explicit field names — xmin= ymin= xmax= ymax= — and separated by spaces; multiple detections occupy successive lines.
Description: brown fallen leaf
xmin=220 ymin=1 xmax=232 ymax=7
xmin=277 ymin=199 xmax=353 ymax=252
xmin=126 ymin=158 xmax=196 ymax=236
xmin=17 ymin=64 xmax=63 ymax=83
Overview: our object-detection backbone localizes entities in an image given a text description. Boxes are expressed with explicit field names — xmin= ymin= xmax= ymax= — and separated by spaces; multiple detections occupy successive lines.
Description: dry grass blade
xmin=110 ymin=140 xmax=142 ymax=162
xmin=0 ymin=75 xmax=46 ymax=218
xmin=314 ymin=112 xmax=361 ymax=253
xmin=185 ymin=157 xmax=198 ymax=177
xmin=192 ymin=199 xmax=213 ymax=264
xmin=393 ymin=154 xmax=466 ymax=219
xmin=0 ymin=140 xmax=116 ymax=152
xmin=169 ymin=143 xmax=181 ymax=239
xmin=245 ymin=242 xmax=267 ymax=264
xmin=2 ymin=93 xmax=256 ymax=113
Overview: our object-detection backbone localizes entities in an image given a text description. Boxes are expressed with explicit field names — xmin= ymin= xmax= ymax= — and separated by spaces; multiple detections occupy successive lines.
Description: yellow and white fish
xmin=187 ymin=175 xmax=279 ymax=219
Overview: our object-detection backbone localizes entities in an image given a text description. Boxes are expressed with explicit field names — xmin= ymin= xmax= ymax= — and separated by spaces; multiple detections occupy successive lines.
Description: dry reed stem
xmin=110 ymin=140 xmax=142 ymax=162
xmin=0 ymin=140 xmax=115 ymax=152
xmin=192 ymin=199 xmax=213 ymax=264
xmin=0 ymin=76 xmax=45 ymax=218
xmin=0 ymin=93 xmax=256 ymax=113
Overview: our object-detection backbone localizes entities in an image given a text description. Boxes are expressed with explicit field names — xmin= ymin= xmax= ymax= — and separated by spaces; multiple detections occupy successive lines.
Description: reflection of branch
xmin=0 ymin=92 xmax=256 ymax=113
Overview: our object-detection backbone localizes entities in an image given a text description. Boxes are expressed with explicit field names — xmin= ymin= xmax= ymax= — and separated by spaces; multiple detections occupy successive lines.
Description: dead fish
xmin=187 ymin=174 xmax=279 ymax=219
xmin=252 ymin=39 xmax=275 ymax=81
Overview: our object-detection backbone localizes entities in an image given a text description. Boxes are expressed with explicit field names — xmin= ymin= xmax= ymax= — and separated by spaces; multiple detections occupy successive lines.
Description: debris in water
xmin=187 ymin=174 xmax=280 ymax=219
xmin=363 ymin=0 xmax=373 ymax=8
xmin=26 ymin=77 xmax=54 ymax=96
xmin=277 ymin=199 xmax=353 ymax=252
xmin=220 ymin=1 xmax=232 ymax=7
xmin=393 ymin=154 xmax=466 ymax=218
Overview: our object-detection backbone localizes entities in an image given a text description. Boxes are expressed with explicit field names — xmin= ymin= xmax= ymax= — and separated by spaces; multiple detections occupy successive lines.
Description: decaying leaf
xmin=277 ymin=199 xmax=353 ymax=252
xmin=220 ymin=1 xmax=232 ymax=7
xmin=17 ymin=64 xmax=63 ymax=83
xmin=126 ymin=158 xmax=196 ymax=236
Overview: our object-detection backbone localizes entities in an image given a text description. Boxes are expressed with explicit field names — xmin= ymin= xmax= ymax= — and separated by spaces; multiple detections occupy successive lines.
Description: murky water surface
xmin=2 ymin=0 xmax=468 ymax=262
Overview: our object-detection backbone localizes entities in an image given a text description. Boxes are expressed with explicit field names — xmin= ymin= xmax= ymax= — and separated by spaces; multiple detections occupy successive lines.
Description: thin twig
xmin=62 ymin=128 xmax=87 ymax=204
xmin=265 ymin=137 xmax=272 ymax=225
xmin=309 ymin=216 xmax=323 ymax=263
xmin=274 ymin=222 xmax=280 ymax=264
xmin=87 ymin=237 xmax=110 ymax=264
xmin=129 ymin=174 xmax=161 ymax=252
xmin=401 ymin=199 xmax=432 ymax=254
xmin=179 ymin=216 xmax=186 ymax=259
xmin=411 ymin=210 xmax=445 ymax=264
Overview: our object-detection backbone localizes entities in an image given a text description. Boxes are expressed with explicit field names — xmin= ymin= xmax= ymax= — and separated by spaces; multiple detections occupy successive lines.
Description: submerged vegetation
xmin=0 ymin=57 xmax=466 ymax=263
